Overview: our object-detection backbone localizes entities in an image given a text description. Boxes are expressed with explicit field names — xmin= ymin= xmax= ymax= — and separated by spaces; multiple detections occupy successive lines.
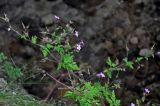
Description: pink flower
xmin=144 ymin=88 xmax=150 ymax=93
xmin=74 ymin=31 xmax=79 ymax=37
xmin=96 ymin=72 xmax=105 ymax=78
xmin=76 ymin=44 xmax=81 ymax=51
xmin=131 ymin=103 xmax=135 ymax=106
xmin=54 ymin=15 xmax=60 ymax=20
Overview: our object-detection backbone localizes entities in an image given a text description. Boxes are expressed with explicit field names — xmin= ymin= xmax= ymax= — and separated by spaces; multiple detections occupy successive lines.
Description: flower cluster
xmin=75 ymin=40 xmax=84 ymax=52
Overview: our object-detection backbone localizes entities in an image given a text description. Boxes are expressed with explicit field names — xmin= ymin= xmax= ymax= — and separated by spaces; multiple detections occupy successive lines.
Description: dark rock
xmin=41 ymin=14 xmax=55 ymax=25
xmin=62 ymin=0 xmax=84 ymax=8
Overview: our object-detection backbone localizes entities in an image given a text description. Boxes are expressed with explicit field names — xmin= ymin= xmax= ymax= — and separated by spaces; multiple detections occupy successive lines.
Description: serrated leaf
xmin=58 ymin=53 xmax=79 ymax=71
xmin=106 ymin=57 xmax=117 ymax=68
xmin=54 ymin=45 xmax=64 ymax=55
xmin=31 ymin=36 xmax=37 ymax=44
xmin=104 ymin=69 xmax=112 ymax=78
xmin=136 ymin=57 xmax=144 ymax=63
xmin=123 ymin=58 xmax=134 ymax=69
xmin=46 ymin=44 xmax=53 ymax=49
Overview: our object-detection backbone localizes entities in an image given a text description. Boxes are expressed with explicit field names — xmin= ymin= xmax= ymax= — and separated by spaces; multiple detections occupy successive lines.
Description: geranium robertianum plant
xmin=0 ymin=14 xmax=156 ymax=106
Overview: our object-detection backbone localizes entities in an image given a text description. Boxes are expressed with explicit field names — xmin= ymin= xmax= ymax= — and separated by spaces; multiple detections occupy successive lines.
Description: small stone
xmin=156 ymin=35 xmax=160 ymax=41
xmin=139 ymin=48 xmax=153 ymax=57
xmin=130 ymin=37 xmax=138 ymax=45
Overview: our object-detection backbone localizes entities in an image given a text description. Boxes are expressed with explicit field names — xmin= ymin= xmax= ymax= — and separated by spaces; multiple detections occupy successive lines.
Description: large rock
xmin=139 ymin=48 xmax=153 ymax=57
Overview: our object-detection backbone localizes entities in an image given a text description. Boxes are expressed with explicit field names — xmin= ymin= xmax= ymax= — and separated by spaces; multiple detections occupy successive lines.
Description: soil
xmin=0 ymin=0 xmax=160 ymax=105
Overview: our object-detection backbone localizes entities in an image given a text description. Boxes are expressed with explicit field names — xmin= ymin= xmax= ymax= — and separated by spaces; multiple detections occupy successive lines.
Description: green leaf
xmin=39 ymin=44 xmax=53 ymax=57
xmin=31 ymin=36 xmax=37 ymax=44
xmin=106 ymin=57 xmax=117 ymax=68
xmin=0 ymin=52 xmax=7 ymax=62
xmin=123 ymin=58 xmax=134 ymax=69
xmin=135 ymin=57 xmax=144 ymax=63
xmin=51 ymin=32 xmax=56 ymax=36
xmin=20 ymin=34 xmax=28 ymax=40
xmin=65 ymin=82 xmax=120 ymax=106
xmin=54 ymin=45 xmax=64 ymax=55
xmin=42 ymin=49 xmax=48 ymax=57
xmin=104 ymin=69 xmax=112 ymax=78
xmin=3 ymin=62 xmax=23 ymax=80
xmin=46 ymin=44 xmax=53 ymax=49
xmin=58 ymin=53 xmax=79 ymax=71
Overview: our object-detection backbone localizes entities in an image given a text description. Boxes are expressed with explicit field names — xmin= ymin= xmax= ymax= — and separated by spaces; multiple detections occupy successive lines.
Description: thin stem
xmin=45 ymin=72 xmax=73 ymax=91
xmin=44 ymin=83 xmax=59 ymax=102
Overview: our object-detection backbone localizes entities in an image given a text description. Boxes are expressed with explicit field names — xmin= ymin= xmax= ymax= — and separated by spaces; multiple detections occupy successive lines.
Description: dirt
xmin=0 ymin=0 xmax=160 ymax=105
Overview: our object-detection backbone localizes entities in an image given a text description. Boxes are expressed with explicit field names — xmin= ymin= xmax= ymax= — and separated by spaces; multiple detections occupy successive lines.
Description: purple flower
xmin=96 ymin=72 xmax=105 ymax=78
xmin=131 ymin=103 xmax=135 ymax=106
xmin=74 ymin=31 xmax=79 ymax=37
xmin=144 ymin=88 xmax=150 ymax=93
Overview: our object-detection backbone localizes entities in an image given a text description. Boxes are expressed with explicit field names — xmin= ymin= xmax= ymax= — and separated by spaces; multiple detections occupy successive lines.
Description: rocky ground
xmin=0 ymin=0 xmax=160 ymax=105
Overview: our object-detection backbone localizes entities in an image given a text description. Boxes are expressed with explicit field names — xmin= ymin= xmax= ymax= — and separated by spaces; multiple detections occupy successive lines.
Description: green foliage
xmin=39 ymin=44 xmax=53 ymax=57
xmin=0 ymin=52 xmax=23 ymax=81
xmin=104 ymin=68 xmax=112 ymax=79
xmin=104 ymin=56 xmax=145 ymax=78
xmin=0 ymin=84 xmax=50 ymax=106
xmin=65 ymin=82 xmax=101 ymax=106
xmin=65 ymin=82 xmax=121 ymax=106
xmin=135 ymin=57 xmax=144 ymax=63
xmin=20 ymin=34 xmax=28 ymax=40
xmin=2 ymin=62 xmax=23 ymax=81
xmin=0 ymin=52 xmax=7 ymax=62
xmin=18 ymin=23 xmax=79 ymax=72
xmin=31 ymin=35 xmax=37 ymax=44
xmin=103 ymin=89 xmax=121 ymax=106
xmin=106 ymin=57 xmax=117 ymax=68
xmin=151 ymin=103 xmax=158 ymax=106
xmin=123 ymin=58 xmax=134 ymax=69
xmin=2 ymin=14 xmax=157 ymax=106
xmin=104 ymin=57 xmax=119 ymax=78
xmin=54 ymin=45 xmax=64 ymax=55
xmin=58 ymin=53 xmax=79 ymax=71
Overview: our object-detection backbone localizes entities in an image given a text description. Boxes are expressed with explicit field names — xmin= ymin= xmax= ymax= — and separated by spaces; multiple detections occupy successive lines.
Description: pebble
xmin=130 ymin=37 xmax=138 ymax=45
xmin=156 ymin=34 xmax=160 ymax=41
